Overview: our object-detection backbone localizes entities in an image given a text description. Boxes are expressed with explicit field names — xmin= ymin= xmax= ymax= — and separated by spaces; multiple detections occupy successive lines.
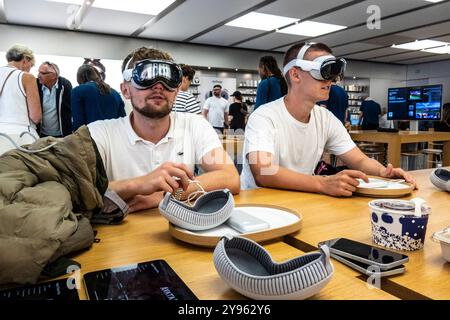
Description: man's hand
xmin=135 ymin=162 xmax=194 ymax=195
xmin=128 ymin=193 xmax=163 ymax=213
xmin=379 ymin=163 xmax=418 ymax=189
xmin=319 ymin=170 xmax=369 ymax=197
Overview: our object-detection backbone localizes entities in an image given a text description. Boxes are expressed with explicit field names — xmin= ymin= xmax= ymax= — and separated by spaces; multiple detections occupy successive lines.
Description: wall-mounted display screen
xmin=387 ymin=84 xmax=442 ymax=121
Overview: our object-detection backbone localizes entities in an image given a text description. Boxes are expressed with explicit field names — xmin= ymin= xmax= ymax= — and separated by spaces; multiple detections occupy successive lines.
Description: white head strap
xmin=283 ymin=43 xmax=313 ymax=75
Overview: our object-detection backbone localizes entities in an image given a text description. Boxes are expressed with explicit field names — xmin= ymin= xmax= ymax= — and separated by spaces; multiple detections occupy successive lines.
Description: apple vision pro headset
xmin=283 ymin=43 xmax=347 ymax=81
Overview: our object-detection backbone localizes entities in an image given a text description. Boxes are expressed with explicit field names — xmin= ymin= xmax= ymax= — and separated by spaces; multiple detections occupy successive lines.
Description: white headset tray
xmin=168 ymin=204 xmax=302 ymax=247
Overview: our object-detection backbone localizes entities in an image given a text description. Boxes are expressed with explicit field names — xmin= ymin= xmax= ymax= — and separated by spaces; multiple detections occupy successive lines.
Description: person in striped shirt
xmin=172 ymin=64 xmax=201 ymax=114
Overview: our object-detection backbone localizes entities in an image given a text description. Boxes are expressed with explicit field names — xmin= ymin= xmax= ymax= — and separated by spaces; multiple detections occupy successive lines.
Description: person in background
xmin=37 ymin=61 xmax=72 ymax=137
xmin=83 ymin=58 xmax=106 ymax=81
xmin=254 ymin=55 xmax=288 ymax=110
xmin=87 ymin=46 xmax=239 ymax=212
xmin=228 ymin=91 xmax=248 ymax=132
xmin=317 ymin=80 xmax=349 ymax=125
xmin=434 ymin=102 xmax=450 ymax=132
xmin=0 ymin=44 xmax=41 ymax=154
xmin=173 ymin=63 xmax=201 ymax=114
xmin=359 ymin=97 xmax=381 ymax=130
xmin=71 ymin=64 xmax=125 ymax=131
xmin=202 ymin=84 xmax=229 ymax=134
xmin=242 ymin=41 xmax=416 ymax=194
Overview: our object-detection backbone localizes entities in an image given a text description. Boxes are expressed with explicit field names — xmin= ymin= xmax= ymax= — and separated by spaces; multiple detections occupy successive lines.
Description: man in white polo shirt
xmin=241 ymin=42 xmax=416 ymax=195
xmin=202 ymin=84 xmax=229 ymax=134
xmin=87 ymin=47 xmax=240 ymax=212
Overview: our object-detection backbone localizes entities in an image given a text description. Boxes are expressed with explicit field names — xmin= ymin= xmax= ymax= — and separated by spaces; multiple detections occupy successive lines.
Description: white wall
xmin=369 ymin=78 xmax=407 ymax=112
xmin=406 ymin=60 xmax=450 ymax=104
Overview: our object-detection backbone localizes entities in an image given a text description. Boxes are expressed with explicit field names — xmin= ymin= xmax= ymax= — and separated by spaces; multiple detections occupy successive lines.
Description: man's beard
xmin=131 ymin=97 xmax=172 ymax=119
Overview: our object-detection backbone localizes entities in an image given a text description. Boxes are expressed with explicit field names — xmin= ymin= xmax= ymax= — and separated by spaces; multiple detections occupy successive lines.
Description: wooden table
xmin=31 ymin=169 xmax=446 ymax=300
xmin=69 ymin=209 xmax=396 ymax=300
xmin=349 ymin=130 xmax=450 ymax=167
xmin=236 ymin=168 xmax=449 ymax=300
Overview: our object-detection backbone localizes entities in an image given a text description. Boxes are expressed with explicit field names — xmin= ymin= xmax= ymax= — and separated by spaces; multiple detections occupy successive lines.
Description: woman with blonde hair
xmin=0 ymin=44 xmax=42 ymax=154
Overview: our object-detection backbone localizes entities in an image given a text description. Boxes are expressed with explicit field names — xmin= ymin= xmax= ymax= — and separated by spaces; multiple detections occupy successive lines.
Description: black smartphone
xmin=331 ymin=254 xmax=405 ymax=277
xmin=83 ymin=259 xmax=197 ymax=300
xmin=318 ymin=238 xmax=409 ymax=270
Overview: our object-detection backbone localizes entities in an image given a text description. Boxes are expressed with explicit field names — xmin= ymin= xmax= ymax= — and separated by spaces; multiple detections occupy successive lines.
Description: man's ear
xmin=120 ymin=82 xmax=131 ymax=99
xmin=289 ymin=68 xmax=301 ymax=84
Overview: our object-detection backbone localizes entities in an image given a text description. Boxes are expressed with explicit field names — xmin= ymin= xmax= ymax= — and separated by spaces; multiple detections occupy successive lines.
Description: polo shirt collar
xmin=126 ymin=112 xmax=175 ymax=145
xmin=42 ymin=80 xmax=59 ymax=92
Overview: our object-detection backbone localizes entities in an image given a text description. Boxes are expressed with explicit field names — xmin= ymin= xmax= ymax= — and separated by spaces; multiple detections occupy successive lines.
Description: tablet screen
xmin=83 ymin=259 xmax=197 ymax=300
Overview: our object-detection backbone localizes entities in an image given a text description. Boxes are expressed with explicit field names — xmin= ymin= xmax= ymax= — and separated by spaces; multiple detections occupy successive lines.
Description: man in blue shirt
xmin=359 ymin=97 xmax=381 ymax=130
xmin=318 ymin=82 xmax=349 ymax=124
xmin=37 ymin=62 xmax=72 ymax=137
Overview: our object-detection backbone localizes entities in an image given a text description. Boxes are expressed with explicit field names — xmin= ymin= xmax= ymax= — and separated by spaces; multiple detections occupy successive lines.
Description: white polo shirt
xmin=241 ymin=97 xmax=356 ymax=189
xmin=203 ymin=96 xmax=229 ymax=128
xmin=87 ymin=112 xmax=222 ymax=181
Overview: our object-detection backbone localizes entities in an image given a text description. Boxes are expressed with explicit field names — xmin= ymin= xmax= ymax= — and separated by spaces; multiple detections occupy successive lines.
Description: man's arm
xmin=125 ymin=149 xmax=240 ymax=212
xmin=248 ymin=151 xmax=368 ymax=197
xmin=338 ymin=147 xmax=417 ymax=187
xmin=202 ymin=108 xmax=209 ymax=119
xmin=108 ymin=162 xmax=194 ymax=202
xmin=224 ymin=111 xmax=229 ymax=127
xmin=358 ymin=111 xmax=364 ymax=125
xmin=61 ymin=78 xmax=73 ymax=136
xmin=196 ymin=146 xmax=240 ymax=193
xmin=202 ymin=100 xmax=209 ymax=119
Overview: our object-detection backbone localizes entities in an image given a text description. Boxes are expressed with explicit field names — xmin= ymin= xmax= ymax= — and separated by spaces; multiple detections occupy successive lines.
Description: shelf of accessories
xmin=238 ymin=86 xmax=258 ymax=89
xmin=346 ymin=87 xmax=368 ymax=106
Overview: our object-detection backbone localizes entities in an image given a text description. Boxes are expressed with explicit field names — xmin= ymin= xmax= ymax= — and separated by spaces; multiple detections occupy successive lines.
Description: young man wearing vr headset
xmin=87 ymin=47 xmax=240 ymax=212
xmin=241 ymin=42 xmax=416 ymax=195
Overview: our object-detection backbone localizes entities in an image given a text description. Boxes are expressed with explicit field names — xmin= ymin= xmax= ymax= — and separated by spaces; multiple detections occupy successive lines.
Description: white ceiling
xmin=2 ymin=0 xmax=450 ymax=65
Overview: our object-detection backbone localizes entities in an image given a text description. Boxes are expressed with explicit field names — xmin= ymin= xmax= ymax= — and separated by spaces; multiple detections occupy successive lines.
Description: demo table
xmin=349 ymin=130 xmax=450 ymax=167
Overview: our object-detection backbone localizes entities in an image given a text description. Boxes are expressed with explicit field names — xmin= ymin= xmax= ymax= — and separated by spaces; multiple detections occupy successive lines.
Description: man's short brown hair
xmin=179 ymin=64 xmax=196 ymax=81
xmin=283 ymin=42 xmax=332 ymax=86
xmin=121 ymin=47 xmax=173 ymax=72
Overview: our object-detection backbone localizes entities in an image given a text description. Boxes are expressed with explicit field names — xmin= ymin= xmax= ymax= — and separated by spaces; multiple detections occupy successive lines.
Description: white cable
xmin=0 ymin=132 xmax=58 ymax=153
xmin=173 ymin=179 xmax=206 ymax=206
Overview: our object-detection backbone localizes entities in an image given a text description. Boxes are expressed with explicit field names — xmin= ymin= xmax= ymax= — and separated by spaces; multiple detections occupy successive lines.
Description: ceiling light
xmin=392 ymin=39 xmax=448 ymax=50
xmin=424 ymin=0 xmax=444 ymax=3
xmin=226 ymin=12 xmax=298 ymax=31
xmin=422 ymin=45 xmax=450 ymax=54
xmin=46 ymin=0 xmax=82 ymax=4
xmin=47 ymin=0 xmax=175 ymax=15
xmin=278 ymin=21 xmax=347 ymax=37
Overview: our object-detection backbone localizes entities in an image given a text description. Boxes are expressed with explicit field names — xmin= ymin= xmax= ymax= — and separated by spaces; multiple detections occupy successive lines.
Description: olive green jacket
xmin=0 ymin=126 xmax=108 ymax=284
